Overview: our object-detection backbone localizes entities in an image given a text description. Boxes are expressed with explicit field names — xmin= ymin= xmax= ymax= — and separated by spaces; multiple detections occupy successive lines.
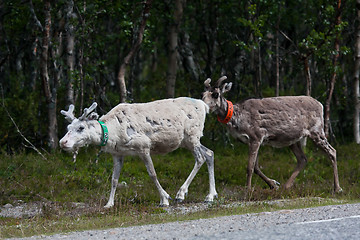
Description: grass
xmin=1 ymin=141 xmax=360 ymax=238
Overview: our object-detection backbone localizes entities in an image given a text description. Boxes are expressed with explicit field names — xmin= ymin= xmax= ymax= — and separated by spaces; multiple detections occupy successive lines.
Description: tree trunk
xmin=275 ymin=4 xmax=280 ymax=97
xmin=166 ymin=0 xmax=186 ymax=98
xmin=354 ymin=0 xmax=360 ymax=143
xmin=203 ymin=0 xmax=217 ymax=78
xmin=41 ymin=1 xmax=58 ymax=150
xmin=65 ymin=0 xmax=76 ymax=106
xmin=179 ymin=33 xmax=199 ymax=81
xmin=117 ymin=0 xmax=153 ymax=103
xmin=75 ymin=1 xmax=87 ymax=111
xmin=304 ymin=57 xmax=312 ymax=96
xmin=251 ymin=36 xmax=262 ymax=97
xmin=29 ymin=0 xmax=43 ymax=91
xmin=257 ymin=40 xmax=262 ymax=97
xmin=324 ymin=0 xmax=342 ymax=138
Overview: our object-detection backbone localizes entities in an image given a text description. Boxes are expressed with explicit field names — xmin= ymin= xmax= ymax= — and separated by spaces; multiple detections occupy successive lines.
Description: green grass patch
xmin=1 ymin=142 xmax=360 ymax=238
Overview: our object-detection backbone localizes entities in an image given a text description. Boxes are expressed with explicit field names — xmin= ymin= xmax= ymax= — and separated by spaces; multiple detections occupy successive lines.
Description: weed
xmin=0 ymin=142 xmax=360 ymax=238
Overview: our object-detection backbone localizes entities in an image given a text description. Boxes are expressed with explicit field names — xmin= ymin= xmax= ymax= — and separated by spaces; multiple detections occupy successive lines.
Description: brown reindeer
xmin=202 ymin=76 xmax=342 ymax=193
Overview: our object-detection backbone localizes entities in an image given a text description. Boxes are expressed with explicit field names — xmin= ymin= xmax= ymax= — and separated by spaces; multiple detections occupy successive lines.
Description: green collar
xmin=98 ymin=121 xmax=109 ymax=146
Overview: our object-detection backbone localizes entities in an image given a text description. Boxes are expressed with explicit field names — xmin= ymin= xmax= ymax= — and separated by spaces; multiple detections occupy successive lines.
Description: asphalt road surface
xmin=11 ymin=202 xmax=360 ymax=240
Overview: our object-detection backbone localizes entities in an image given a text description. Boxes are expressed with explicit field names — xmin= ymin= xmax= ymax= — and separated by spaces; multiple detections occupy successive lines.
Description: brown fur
xmin=202 ymin=77 xmax=342 ymax=193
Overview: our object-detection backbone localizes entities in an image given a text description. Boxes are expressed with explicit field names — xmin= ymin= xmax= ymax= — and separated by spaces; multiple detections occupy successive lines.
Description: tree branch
xmin=117 ymin=0 xmax=153 ymax=103
xmin=1 ymin=85 xmax=47 ymax=160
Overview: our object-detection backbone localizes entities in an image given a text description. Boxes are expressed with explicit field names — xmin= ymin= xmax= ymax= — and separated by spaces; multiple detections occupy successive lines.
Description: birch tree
xmin=65 ymin=0 xmax=76 ymax=106
xmin=324 ymin=0 xmax=343 ymax=138
xmin=166 ymin=0 xmax=186 ymax=98
xmin=40 ymin=0 xmax=59 ymax=150
xmin=354 ymin=0 xmax=360 ymax=143
xmin=117 ymin=0 xmax=153 ymax=103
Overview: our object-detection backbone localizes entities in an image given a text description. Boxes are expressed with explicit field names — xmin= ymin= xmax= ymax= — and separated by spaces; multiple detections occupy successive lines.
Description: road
xmin=11 ymin=202 xmax=360 ymax=240
xmin=197 ymin=214 xmax=360 ymax=239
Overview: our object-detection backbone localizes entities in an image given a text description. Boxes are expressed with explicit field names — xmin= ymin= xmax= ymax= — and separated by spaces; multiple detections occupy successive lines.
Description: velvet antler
xmin=79 ymin=102 xmax=98 ymax=121
xmin=215 ymin=76 xmax=227 ymax=87
xmin=61 ymin=104 xmax=76 ymax=123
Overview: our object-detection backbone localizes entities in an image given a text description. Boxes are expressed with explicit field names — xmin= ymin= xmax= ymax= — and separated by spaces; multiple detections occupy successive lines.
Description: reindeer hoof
xmin=175 ymin=190 xmax=188 ymax=202
xmin=104 ymin=203 xmax=113 ymax=209
xmin=159 ymin=195 xmax=172 ymax=207
xmin=159 ymin=204 xmax=169 ymax=207
xmin=204 ymin=193 xmax=217 ymax=203
xmin=269 ymin=180 xmax=280 ymax=190
xmin=335 ymin=187 xmax=343 ymax=193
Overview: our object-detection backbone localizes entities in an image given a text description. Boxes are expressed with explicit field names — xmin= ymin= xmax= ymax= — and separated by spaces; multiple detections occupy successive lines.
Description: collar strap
xmin=217 ymin=100 xmax=234 ymax=124
xmin=98 ymin=121 xmax=109 ymax=146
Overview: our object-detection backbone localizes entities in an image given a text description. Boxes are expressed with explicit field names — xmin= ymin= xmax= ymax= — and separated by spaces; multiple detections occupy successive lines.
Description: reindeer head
xmin=202 ymin=76 xmax=232 ymax=113
xmin=59 ymin=103 xmax=99 ymax=152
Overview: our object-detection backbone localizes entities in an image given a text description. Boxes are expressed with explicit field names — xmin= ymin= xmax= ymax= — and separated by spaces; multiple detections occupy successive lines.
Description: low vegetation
xmin=1 ymin=141 xmax=359 ymax=238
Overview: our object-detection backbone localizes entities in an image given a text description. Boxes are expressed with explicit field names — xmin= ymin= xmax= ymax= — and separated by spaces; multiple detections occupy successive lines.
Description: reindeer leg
xmin=202 ymin=145 xmax=218 ymax=202
xmin=284 ymin=142 xmax=307 ymax=189
xmin=104 ymin=155 xmax=124 ymax=208
xmin=247 ymin=142 xmax=261 ymax=191
xmin=310 ymin=132 xmax=342 ymax=193
xmin=254 ymin=157 xmax=280 ymax=189
xmin=140 ymin=152 xmax=171 ymax=206
xmin=176 ymin=145 xmax=217 ymax=203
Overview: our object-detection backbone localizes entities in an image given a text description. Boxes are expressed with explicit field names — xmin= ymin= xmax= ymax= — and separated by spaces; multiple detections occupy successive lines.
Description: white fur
xmin=59 ymin=97 xmax=217 ymax=208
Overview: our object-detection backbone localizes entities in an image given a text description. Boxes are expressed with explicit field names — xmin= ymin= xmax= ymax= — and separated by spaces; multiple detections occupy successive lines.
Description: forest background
xmin=1 ymin=0 xmax=360 ymax=153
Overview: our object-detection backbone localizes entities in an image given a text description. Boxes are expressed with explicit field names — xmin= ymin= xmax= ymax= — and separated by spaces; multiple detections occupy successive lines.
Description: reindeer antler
xmin=61 ymin=104 xmax=76 ymax=123
xmin=79 ymin=102 xmax=98 ymax=121
xmin=215 ymin=76 xmax=227 ymax=87
xmin=204 ymin=78 xmax=212 ymax=89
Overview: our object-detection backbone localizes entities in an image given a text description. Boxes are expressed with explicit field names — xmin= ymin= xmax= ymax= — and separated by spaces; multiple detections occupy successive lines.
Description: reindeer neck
xmin=88 ymin=120 xmax=106 ymax=146
xmin=214 ymin=98 xmax=226 ymax=115
xmin=216 ymin=98 xmax=233 ymax=123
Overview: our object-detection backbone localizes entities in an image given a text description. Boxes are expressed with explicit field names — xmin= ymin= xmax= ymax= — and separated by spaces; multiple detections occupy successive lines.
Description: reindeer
xmin=59 ymin=98 xmax=217 ymax=208
xmin=202 ymin=76 xmax=342 ymax=194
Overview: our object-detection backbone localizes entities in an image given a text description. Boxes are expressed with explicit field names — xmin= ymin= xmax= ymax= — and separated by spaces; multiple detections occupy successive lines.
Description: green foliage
xmin=0 ymin=0 xmax=358 ymax=153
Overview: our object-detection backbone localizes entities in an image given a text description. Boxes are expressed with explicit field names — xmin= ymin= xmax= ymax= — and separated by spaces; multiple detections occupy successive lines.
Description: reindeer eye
xmin=212 ymin=92 xmax=219 ymax=99
xmin=77 ymin=126 xmax=85 ymax=132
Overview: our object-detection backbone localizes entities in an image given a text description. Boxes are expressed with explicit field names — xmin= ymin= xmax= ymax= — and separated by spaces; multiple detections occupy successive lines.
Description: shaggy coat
xmin=202 ymin=76 xmax=342 ymax=193
xmin=60 ymin=97 xmax=217 ymax=208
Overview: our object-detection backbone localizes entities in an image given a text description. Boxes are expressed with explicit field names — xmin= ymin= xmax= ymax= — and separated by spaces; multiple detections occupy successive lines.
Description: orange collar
xmin=217 ymin=100 xmax=234 ymax=124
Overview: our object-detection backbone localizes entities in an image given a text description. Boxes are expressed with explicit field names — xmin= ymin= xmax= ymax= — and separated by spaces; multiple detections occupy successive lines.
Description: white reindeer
xmin=202 ymin=76 xmax=342 ymax=193
xmin=59 ymin=98 xmax=217 ymax=208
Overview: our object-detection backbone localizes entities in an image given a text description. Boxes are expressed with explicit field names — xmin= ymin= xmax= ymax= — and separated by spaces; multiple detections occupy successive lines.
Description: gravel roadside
xmin=8 ymin=202 xmax=360 ymax=240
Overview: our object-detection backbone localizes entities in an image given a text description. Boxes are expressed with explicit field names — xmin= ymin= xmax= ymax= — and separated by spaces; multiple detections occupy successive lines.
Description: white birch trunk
xmin=65 ymin=0 xmax=76 ymax=106
xmin=166 ymin=0 xmax=185 ymax=98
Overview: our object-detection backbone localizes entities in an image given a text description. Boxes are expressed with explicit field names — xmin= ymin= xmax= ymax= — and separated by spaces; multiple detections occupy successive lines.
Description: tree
xmin=40 ymin=0 xmax=59 ymax=150
xmin=117 ymin=0 xmax=153 ymax=103
xmin=65 ymin=0 xmax=76 ymax=106
xmin=166 ymin=0 xmax=186 ymax=98
xmin=324 ymin=0 xmax=344 ymax=137
xmin=0 ymin=0 xmax=359 ymax=152
xmin=354 ymin=0 xmax=360 ymax=144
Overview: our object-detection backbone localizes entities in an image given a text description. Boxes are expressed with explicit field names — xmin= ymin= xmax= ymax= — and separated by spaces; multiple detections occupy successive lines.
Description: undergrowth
xmin=0 ymin=141 xmax=359 ymax=238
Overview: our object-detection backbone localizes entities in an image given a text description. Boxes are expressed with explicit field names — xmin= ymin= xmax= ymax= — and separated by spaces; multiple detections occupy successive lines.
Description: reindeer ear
xmin=87 ymin=112 xmax=99 ymax=120
xmin=221 ymin=82 xmax=232 ymax=94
